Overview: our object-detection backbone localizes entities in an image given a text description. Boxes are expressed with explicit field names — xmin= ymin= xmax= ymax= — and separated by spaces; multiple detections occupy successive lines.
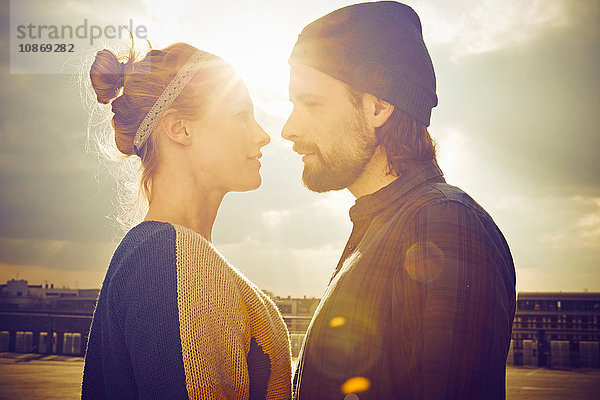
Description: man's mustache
xmin=292 ymin=142 xmax=320 ymax=155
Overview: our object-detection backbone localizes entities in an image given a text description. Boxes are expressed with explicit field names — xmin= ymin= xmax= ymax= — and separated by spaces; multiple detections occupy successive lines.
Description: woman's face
xmin=186 ymin=72 xmax=270 ymax=193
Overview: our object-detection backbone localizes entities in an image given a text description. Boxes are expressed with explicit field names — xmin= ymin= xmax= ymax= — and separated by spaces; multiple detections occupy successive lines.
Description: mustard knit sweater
xmin=81 ymin=220 xmax=292 ymax=399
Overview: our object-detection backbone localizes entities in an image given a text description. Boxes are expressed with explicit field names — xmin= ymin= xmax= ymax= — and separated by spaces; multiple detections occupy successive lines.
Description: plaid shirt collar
xmin=349 ymin=160 xmax=445 ymax=222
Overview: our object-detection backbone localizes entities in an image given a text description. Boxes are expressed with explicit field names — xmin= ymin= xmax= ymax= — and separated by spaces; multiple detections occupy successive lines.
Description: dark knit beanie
xmin=289 ymin=1 xmax=438 ymax=127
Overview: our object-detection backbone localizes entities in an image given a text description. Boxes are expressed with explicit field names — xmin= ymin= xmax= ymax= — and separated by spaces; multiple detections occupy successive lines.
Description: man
xmin=282 ymin=2 xmax=516 ymax=399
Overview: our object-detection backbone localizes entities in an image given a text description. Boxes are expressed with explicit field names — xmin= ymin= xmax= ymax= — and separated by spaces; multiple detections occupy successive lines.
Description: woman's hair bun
xmin=90 ymin=49 xmax=127 ymax=104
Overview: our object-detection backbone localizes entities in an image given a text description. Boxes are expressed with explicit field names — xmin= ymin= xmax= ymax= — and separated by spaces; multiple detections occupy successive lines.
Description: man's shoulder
xmin=393 ymin=180 xmax=493 ymax=225
xmin=386 ymin=180 xmax=514 ymax=268
xmin=429 ymin=182 xmax=488 ymax=212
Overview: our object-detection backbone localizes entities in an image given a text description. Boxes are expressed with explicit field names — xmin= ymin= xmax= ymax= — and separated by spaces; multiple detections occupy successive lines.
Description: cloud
xmin=217 ymin=189 xmax=352 ymax=250
xmin=262 ymin=209 xmax=293 ymax=229
xmin=412 ymin=0 xmax=569 ymax=58
xmin=539 ymin=196 xmax=600 ymax=250
xmin=486 ymin=194 xmax=600 ymax=292
xmin=429 ymin=1 xmax=600 ymax=198
xmin=0 ymin=236 xmax=115 ymax=271
xmin=218 ymin=236 xmax=340 ymax=297
xmin=0 ymin=262 xmax=106 ymax=289
xmin=1 ymin=0 xmax=599 ymax=298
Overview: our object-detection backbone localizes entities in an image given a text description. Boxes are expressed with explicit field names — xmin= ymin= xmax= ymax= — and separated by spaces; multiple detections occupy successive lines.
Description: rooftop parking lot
xmin=1 ymin=353 xmax=600 ymax=399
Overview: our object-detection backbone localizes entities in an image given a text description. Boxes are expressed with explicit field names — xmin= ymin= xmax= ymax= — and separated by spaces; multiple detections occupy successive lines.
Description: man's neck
xmin=347 ymin=147 xmax=398 ymax=199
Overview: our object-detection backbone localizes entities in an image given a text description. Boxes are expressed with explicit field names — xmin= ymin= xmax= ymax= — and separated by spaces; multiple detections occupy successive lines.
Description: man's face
xmin=282 ymin=64 xmax=377 ymax=193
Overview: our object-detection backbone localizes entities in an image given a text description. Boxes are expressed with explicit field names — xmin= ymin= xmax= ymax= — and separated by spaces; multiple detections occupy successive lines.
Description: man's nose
xmin=281 ymin=112 xmax=298 ymax=142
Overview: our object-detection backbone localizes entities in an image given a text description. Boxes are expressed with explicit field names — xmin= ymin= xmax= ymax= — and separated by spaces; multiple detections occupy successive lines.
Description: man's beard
xmin=296 ymin=108 xmax=377 ymax=193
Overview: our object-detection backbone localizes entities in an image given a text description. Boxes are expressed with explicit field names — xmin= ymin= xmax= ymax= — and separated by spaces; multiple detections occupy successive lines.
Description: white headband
xmin=133 ymin=50 xmax=207 ymax=154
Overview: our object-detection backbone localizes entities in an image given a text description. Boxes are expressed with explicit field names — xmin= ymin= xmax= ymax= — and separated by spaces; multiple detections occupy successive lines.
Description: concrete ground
xmin=1 ymin=352 xmax=600 ymax=399
xmin=0 ymin=353 xmax=84 ymax=400
xmin=505 ymin=366 xmax=600 ymax=400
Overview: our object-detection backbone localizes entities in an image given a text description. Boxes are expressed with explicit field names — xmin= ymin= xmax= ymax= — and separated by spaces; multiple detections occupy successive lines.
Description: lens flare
xmin=342 ymin=376 xmax=370 ymax=394
xmin=403 ymin=241 xmax=444 ymax=283
xmin=329 ymin=316 xmax=346 ymax=328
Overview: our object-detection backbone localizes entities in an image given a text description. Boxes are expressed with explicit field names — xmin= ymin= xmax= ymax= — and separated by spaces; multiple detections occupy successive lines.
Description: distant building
xmin=508 ymin=292 xmax=600 ymax=368
xmin=269 ymin=294 xmax=320 ymax=357
xmin=4 ymin=281 xmax=598 ymax=368
xmin=0 ymin=279 xmax=99 ymax=355
xmin=0 ymin=279 xmax=99 ymax=312
xmin=1 ymin=280 xmax=319 ymax=357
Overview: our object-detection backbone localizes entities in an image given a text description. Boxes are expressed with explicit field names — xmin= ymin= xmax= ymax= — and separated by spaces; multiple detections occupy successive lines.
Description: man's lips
xmin=293 ymin=144 xmax=318 ymax=158
xmin=302 ymin=153 xmax=316 ymax=162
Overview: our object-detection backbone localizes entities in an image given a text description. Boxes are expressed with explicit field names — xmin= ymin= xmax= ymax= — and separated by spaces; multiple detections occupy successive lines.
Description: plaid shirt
xmin=294 ymin=160 xmax=516 ymax=400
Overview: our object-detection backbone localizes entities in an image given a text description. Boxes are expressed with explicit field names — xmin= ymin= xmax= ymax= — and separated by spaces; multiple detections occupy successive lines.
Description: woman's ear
xmin=371 ymin=96 xmax=394 ymax=128
xmin=159 ymin=109 xmax=193 ymax=146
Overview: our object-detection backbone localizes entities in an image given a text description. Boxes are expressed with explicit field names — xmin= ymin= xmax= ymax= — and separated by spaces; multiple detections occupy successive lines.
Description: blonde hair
xmin=85 ymin=42 xmax=229 ymax=234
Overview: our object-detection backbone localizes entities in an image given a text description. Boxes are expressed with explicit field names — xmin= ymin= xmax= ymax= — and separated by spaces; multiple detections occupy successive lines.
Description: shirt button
xmin=347 ymin=244 xmax=355 ymax=251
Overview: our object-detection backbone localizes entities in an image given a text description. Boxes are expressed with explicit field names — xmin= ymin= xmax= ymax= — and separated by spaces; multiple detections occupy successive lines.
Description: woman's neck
xmin=143 ymin=174 xmax=225 ymax=242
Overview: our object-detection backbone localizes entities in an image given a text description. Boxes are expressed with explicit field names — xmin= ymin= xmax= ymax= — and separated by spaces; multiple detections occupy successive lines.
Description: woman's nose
xmin=256 ymin=122 xmax=270 ymax=147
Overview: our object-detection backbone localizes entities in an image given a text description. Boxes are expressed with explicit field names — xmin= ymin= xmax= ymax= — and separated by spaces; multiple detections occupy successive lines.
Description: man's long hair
xmin=349 ymin=89 xmax=437 ymax=176
xmin=376 ymin=107 xmax=438 ymax=176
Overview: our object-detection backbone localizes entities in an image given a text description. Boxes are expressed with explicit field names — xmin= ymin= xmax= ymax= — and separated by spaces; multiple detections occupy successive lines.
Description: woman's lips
xmin=248 ymin=157 xmax=261 ymax=167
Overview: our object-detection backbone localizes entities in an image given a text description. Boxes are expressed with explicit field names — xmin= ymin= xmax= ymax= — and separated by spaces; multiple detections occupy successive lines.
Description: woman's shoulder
xmin=104 ymin=221 xmax=178 ymax=289
xmin=108 ymin=220 xmax=221 ymax=281
xmin=104 ymin=221 xmax=262 ymax=303
xmin=110 ymin=221 xmax=175 ymax=266
xmin=169 ymin=223 xmax=241 ymax=278
xmin=118 ymin=220 xmax=177 ymax=256
xmin=169 ymin=224 xmax=264 ymax=296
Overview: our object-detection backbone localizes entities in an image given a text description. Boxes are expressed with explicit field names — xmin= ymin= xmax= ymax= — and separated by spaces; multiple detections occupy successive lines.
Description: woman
xmin=81 ymin=43 xmax=291 ymax=399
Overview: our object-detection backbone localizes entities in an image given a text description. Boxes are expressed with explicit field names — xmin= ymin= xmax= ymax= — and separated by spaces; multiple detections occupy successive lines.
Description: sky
xmin=0 ymin=0 xmax=598 ymax=297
